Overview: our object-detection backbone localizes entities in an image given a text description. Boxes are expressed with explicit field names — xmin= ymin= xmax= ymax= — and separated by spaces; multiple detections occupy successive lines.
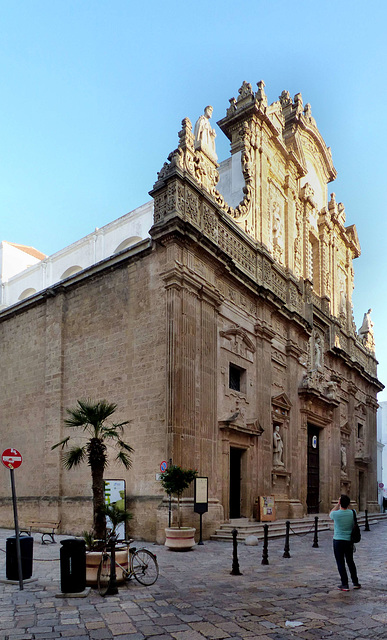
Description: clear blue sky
xmin=1 ymin=1 xmax=387 ymax=398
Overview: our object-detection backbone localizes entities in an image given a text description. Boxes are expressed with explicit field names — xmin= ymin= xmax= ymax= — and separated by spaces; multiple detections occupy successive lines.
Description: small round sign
xmin=2 ymin=448 xmax=22 ymax=470
xmin=160 ymin=460 xmax=168 ymax=472
xmin=379 ymin=482 xmax=384 ymax=489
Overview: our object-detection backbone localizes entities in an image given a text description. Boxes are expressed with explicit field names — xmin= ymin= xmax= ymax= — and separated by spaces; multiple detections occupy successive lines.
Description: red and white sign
xmin=2 ymin=448 xmax=22 ymax=470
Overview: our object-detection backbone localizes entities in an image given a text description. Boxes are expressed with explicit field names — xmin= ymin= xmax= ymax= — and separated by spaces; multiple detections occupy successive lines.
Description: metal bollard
xmin=230 ymin=528 xmax=242 ymax=575
xmin=364 ymin=509 xmax=370 ymax=531
xmin=107 ymin=538 xmax=118 ymax=595
xmin=312 ymin=516 xmax=319 ymax=548
xmin=283 ymin=520 xmax=291 ymax=558
xmin=261 ymin=524 xmax=269 ymax=565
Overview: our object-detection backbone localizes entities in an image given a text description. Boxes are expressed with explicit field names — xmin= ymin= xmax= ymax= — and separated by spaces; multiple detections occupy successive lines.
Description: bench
xmin=20 ymin=521 xmax=61 ymax=544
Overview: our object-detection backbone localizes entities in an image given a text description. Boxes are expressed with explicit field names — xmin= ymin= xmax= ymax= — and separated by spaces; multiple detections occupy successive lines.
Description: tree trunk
xmin=91 ymin=465 xmax=105 ymax=540
xmin=177 ymin=494 xmax=181 ymax=529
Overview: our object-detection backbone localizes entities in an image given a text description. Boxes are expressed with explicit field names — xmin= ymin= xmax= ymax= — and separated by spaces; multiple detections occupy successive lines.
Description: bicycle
xmin=97 ymin=538 xmax=159 ymax=596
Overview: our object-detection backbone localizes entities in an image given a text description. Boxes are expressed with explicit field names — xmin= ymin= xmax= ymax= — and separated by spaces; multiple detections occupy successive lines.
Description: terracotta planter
xmin=86 ymin=547 xmax=129 ymax=586
xmin=164 ymin=527 xmax=196 ymax=551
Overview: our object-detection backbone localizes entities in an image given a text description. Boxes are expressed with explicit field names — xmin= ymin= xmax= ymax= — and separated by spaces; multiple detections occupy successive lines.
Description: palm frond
xmin=51 ymin=436 xmax=70 ymax=450
xmin=116 ymin=450 xmax=132 ymax=469
xmin=64 ymin=399 xmax=118 ymax=434
xmin=117 ymin=440 xmax=134 ymax=454
xmin=61 ymin=446 xmax=86 ymax=469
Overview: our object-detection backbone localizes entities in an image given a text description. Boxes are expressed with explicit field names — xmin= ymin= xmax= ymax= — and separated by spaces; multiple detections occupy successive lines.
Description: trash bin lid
xmin=60 ymin=538 xmax=86 ymax=547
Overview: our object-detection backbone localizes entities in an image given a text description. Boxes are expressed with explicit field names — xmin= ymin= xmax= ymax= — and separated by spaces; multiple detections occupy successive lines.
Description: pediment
xmin=272 ymin=393 xmax=292 ymax=411
xmin=219 ymin=327 xmax=255 ymax=353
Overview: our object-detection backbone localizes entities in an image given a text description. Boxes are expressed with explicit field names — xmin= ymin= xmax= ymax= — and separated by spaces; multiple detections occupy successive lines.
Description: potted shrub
xmin=160 ymin=465 xmax=198 ymax=550
xmin=52 ymin=399 xmax=134 ymax=583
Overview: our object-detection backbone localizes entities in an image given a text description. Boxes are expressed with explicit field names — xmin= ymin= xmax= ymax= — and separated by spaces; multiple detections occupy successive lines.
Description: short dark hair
xmin=340 ymin=494 xmax=350 ymax=508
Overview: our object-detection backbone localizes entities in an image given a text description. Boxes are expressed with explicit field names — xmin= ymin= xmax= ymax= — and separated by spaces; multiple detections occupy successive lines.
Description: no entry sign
xmin=2 ymin=448 xmax=22 ymax=470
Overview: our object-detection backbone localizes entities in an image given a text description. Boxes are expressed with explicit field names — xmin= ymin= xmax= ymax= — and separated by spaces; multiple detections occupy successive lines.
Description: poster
xmin=104 ymin=479 xmax=126 ymax=539
xmin=259 ymin=495 xmax=275 ymax=521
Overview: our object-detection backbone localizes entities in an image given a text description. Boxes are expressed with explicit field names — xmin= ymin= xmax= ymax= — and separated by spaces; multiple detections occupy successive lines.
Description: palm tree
xmin=52 ymin=399 xmax=134 ymax=540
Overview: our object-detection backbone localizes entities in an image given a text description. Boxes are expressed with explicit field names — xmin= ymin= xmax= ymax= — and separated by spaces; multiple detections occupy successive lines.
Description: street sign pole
xmin=10 ymin=468 xmax=23 ymax=590
xmin=2 ymin=448 xmax=24 ymax=590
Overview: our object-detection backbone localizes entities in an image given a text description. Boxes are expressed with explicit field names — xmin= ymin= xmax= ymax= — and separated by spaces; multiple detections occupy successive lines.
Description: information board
xmin=194 ymin=477 xmax=208 ymax=514
xmin=259 ymin=495 xmax=275 ymax=522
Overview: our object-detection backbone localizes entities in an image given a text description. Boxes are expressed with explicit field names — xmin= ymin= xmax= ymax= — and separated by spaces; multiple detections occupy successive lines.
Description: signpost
xmin=194 ymin=477 xmax=208 ymax=545
xmin=2 ymin=448 xmax=23 ymax=590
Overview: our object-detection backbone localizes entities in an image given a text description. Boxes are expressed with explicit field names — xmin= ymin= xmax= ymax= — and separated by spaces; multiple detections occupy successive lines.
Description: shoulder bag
xmin=351 ymin=509 xmax=361 ymax=544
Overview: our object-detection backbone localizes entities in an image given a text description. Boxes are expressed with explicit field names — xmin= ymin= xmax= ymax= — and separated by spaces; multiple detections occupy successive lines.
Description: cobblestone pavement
xmin=0 ymin=521 xmax=386 ymax=640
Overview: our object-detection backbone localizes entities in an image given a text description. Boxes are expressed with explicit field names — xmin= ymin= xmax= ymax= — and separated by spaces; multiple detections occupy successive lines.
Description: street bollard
xmin=230 ymin=528 xmax=242 ymax=575
xmin=365 ymin=509 xmax=370 ymax=532
xmin=283 ymin=520 xmax=291 ymax=558
xmin=261 ymin=524 xmax=269 ymax=565
xmin=107 ymin=538 xmax=118 ymax=595
xmin=312 ymin=516 xmax=319 ymax=548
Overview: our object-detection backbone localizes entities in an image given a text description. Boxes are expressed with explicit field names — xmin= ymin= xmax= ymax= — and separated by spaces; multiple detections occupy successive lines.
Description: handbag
xmin=350 ymin=509 xmax=361 ymax=544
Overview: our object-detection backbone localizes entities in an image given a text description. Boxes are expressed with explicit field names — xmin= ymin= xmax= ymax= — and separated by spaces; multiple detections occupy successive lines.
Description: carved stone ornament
xmin=219 ymin=404 xmax=263 ymax=437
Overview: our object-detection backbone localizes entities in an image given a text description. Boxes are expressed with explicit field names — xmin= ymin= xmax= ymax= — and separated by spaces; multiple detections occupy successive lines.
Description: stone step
xmin=210 ymin=512 xmax=387 ymax=542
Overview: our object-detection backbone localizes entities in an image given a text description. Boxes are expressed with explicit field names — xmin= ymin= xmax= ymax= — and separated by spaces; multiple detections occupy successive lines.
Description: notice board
xmin=259 ymin=495 xmax=275 ymax=522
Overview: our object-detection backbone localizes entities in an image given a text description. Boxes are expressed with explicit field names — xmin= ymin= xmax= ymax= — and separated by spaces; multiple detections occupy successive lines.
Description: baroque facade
xmin=0 ymin=81 xmax=382 ymax=541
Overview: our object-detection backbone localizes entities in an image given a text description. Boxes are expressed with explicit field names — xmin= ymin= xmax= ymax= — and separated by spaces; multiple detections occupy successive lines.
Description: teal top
xmin=330 ymin=508 xmax=355 ymax=541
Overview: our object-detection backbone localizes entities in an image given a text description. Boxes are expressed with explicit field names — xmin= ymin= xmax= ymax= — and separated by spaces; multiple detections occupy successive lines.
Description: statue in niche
xmin=194 ymin=106 xmax=217 ymax=159
xmin=273 ymin=425 xmax=284 ymax=467
xmin=314 ymin=334 xmax=322 ymax=370
xmin=341 ymin=444 xmax=347 ymax=475
xmin=272 ymin=202 xmax=282 ymax=246
xmin=339 ymin=276 xmax=347 ymax=316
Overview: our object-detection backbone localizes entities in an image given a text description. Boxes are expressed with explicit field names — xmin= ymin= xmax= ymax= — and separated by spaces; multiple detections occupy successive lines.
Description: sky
xmin=1 ymin=0 xmax=387 ymax=399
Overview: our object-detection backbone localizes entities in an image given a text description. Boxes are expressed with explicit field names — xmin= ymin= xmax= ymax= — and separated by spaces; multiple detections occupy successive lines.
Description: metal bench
xmin=21 ymin=521 xmax=61 ymax=544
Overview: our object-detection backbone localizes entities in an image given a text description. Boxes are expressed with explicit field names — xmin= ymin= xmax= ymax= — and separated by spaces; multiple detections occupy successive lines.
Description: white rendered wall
xmin=0 ymin=242 xmax=43 ymax=281
xmin=0 ymin=201 xmax=153 ymax=309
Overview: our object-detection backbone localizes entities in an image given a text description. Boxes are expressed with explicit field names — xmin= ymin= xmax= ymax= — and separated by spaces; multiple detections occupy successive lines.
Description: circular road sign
xmin=1 ymin=448 xmax=22 ymax=470
xmin=379 ymin=482 xmax=384 ymax=489
xmin=160 ymin=460 xmax=168 ymax=472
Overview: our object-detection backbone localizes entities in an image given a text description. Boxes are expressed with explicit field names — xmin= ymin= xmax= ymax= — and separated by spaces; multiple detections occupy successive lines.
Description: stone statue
xmin=358 ymin=308 xmax=375 ymax=350
xmin=194 ymin=106 xmax=217 ymax=160
xmin=272 ymin=202 xmax=282 ymax=246
xmin=341 ymin=444 xmax=347 ymax=474
xmin=314 ymin=335 xmax=322 ymax=370
xmin=359 ymin=308 xmax=374 ymax=336
xmin=273 ymin=425 xmax=284 ymax=467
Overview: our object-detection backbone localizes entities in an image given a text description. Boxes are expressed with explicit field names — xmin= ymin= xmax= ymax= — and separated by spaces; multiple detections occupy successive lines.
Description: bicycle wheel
xmin=132 ymin=549 xmax=159 ymax=586
xmin=97 ymin=553 xmax=112 ymax=596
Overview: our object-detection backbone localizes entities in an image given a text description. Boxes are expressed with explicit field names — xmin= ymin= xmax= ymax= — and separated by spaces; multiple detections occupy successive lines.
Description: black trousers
xmin=333 ymin=539 xmax=359 ymax=586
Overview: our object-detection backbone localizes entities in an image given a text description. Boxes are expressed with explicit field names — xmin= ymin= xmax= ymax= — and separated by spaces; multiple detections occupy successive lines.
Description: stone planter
xmin=86 ymin=547 xmax=129 ymax=586
xmin=164 ymin=527 xmax=196 ymax=551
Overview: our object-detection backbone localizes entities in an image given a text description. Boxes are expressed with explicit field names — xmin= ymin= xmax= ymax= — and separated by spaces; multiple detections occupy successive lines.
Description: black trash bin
xmin=60 ymin=538 xmax=86 ymax=593
xmin=6 ymin=534 xmax=33 ymax=580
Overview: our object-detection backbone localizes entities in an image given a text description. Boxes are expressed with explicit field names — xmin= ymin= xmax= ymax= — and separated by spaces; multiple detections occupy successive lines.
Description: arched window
xmin=114 ymin=237 xmax=142 ymax=254
xmin=60 ymin=266 xmax=83 ymax=280
xmin=18 ymin=288 xmax=37 ymax=301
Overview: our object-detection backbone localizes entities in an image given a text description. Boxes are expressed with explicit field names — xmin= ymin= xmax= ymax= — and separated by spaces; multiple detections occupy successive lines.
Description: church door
xmin=230 ymin=448 xmax=242 ymax=518
xmin=307 ymin=425 xmax=320 ymax=513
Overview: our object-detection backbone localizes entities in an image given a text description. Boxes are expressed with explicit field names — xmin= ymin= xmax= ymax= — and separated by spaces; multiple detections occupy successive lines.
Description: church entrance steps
xmin=210 ymin=512 xmax=387 ymax=542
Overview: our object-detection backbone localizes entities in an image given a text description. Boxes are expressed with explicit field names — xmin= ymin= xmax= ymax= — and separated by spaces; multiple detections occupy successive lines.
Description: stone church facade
xmin=0 ymin=81 xmax=382 ymax=541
